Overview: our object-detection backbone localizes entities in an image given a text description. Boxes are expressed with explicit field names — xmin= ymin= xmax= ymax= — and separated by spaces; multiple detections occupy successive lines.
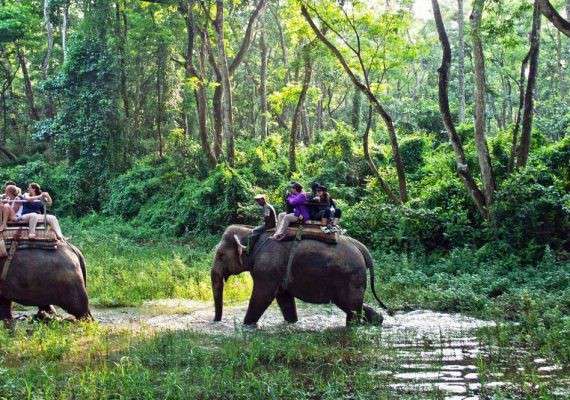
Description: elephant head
xmin=211 ymin=225 xmax=251 ymax=321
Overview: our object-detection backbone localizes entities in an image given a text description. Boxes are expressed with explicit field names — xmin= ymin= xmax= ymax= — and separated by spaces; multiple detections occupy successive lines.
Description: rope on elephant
xmin=247 ymin=235 xmax=271 ymax=267
xmin=282 ymin=225 xmax=304 ymax=289
xmin=0 ymin=230 xmax=20 ymax=284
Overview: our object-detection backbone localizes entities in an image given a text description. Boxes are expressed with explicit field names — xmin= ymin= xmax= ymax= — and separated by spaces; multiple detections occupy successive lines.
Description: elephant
xmin=0 ymin=242 xmax=92 ymax=322
xmin=211 ymin=225 xmax=392 ymax=326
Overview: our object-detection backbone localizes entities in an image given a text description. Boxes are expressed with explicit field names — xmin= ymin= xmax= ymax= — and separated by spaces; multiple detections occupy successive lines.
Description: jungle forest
xmin=0 ymin=0 xmax=569 ymax=398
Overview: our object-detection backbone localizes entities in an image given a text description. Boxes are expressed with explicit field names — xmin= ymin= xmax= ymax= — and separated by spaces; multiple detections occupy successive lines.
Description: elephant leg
xmin=334 ymin=297 xmax=364 ymax=327
xmin=60 ymin=288 xmax=93 ymax=321
xmin=333 ymin=281 xmax=365 ymax=326
xmin=362 ymin=304 xmax=383 ymax=326
xmin=0 ymin=296 xmax=13 ymax=322
xmin=275 ymin=290 xmax=298 ymax=323
xmin=243 ymin=281 xmax=279 ymax=326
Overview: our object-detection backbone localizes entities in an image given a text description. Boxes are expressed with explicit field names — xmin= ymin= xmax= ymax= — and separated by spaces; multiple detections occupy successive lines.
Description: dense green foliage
xmin=0 ymin=0 xmax=568 ymax=397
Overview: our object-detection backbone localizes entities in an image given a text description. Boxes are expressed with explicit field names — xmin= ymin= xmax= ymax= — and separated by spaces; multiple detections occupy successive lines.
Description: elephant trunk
xmin=211 ymin=266 xmax=224 ymax=321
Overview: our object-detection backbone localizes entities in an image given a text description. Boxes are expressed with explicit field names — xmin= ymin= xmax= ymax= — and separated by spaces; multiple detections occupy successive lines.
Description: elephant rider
xmin=307 ymin=181 xmax=328 ymax=221
xmin=0 ymin=184 xmax=23 ymax=232
xmin=19 ymin=183 xmax=66 ymax=240
xmin=314 ymin=185 xmax=342 ymax=233
xmin=243 ymin=194 xmax=277 ymax=254
xmin=272 ymin=182 xmax=310 ymax=241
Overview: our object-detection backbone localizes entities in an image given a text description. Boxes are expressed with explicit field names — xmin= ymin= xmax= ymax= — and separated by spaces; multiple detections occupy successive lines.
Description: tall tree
xmin=300 ymin=1 xmax=408 ymax=204
xmin=259 ymin=28 xmax=269 ymax=139
xmin=202 ymin=0 xmax=267 ymax=166
xmin=61 ymin=0 xmax=69 ymax=61
xmin=517 ymin=1 xmax=542 ymax=168
xmin=457 ymin=0 xmax=466 ymax=123
xmin=289 ymin=45 xmax=312 ymax=174
xmin=16 ymin=46 xmax=39 ymax=121
xmin=470 ymin=0 xmax=496 ymax=206
xmin=431 ymin=0 xmax=487 ymax=217
xmin=351 ymin=88 xmax=361 ymax=131
xmin=508 ymin=50 xmax=530 ymax=172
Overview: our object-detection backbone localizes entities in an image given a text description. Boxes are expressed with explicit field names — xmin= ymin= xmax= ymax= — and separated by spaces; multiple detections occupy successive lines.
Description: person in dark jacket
xmin=19 ymin=183 xmax=65 ymax=240
xmin=314 ymin=185 xmax=342 ymax=233
xmin=244 ymin=194 xmax=277 ymax=253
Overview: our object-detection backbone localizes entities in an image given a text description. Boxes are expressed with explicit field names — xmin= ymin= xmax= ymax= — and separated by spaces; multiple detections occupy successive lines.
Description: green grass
xmin=63 ymin=217 xmax=253 ymax=307
xmin=0 ymin=322 xmax=401 ymax=399
xmin=0 ymin=320 xmax=566 ymax=399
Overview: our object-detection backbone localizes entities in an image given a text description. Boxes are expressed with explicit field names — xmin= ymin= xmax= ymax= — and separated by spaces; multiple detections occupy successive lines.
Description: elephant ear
xmin=234 ymin=234 xmax=246 ymax=258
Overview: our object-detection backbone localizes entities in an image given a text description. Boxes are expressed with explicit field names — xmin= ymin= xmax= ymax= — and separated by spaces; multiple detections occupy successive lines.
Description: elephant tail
xmin=346 ymin=237 xmax=394 ymax=316
xmin=67 ymin=243 xmax=87 ymax=288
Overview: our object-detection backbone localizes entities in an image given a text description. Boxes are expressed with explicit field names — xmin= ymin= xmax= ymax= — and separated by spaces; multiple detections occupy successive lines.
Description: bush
xmin=492 ymin=166 xmax=570 ymax=261
xmin=344 ymin=198 xmax=448 ymax=253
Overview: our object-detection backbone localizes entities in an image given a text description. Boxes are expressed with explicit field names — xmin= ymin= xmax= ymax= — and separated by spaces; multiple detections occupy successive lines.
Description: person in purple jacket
xmin=272 ymin=182 xmax=310 ymax=241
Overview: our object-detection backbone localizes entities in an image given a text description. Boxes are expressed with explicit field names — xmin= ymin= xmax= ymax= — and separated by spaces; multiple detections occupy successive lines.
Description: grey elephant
xmin=211 ymin=225 xmax=391 ymax=326
xmin=0 ymin=242 xmax=92 ymax=321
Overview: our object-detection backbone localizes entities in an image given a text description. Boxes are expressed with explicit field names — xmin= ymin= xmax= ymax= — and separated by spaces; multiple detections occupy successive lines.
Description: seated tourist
xmin=307 ymin=181 xmax=327 ymax=221
xmin=19 ymin=183 xmax=65 ymax=240
xmin=272 ymin=182 xmax=310 ymax=241
xmin=314 ymin=185 xmax=342 ymax=233
xmin=0 ymin=184 xmax=23 ymax=231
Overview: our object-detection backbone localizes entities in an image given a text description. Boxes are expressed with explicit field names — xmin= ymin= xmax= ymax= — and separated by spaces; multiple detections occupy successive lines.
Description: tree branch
xmin=228 ymin=0 xmax=268 ymax=75
xmin=537 ymin=0 xmax=570 ymax=37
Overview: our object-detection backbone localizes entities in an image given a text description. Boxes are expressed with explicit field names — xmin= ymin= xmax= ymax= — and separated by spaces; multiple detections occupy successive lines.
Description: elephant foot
xmin=363 ymin=304 xmax=383 ymax=326
xmin=0 ymin=297 xmax=13 ymax=324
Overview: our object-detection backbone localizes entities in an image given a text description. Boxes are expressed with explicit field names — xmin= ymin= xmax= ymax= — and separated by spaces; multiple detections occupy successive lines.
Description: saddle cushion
xmin=1 ymin=225 xmax=57 ymax=242
xmin=268 ymin=225 xmax=338 ymax=244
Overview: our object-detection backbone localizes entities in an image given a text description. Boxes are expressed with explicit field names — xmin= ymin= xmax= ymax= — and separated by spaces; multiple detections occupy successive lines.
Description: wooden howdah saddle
xmin=267 ymin=220 xmax=339 ymax=244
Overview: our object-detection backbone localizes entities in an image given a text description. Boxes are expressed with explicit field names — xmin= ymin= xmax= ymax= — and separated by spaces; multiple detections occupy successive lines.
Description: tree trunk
xmin=156 ymin=39 xmax=167 ymax=159
xmin=508 ymin=50 xmax=530 ymax=172
xmin=42 ymin=0 xmax=54 ymax=79
xmin=259 ymin=29 xmax=269 ymax=139
xmin=289 ymin=48 xmax=312 ymax=175
xmin=207 ymin=0 xmax=267 ymax=166
xmin=62 ymin=1 xmax=69 ymax=61
xmin=16 ymin=47 xmax=40 ymax=121
xmin=0 ymin=144 xmax=16 ymax=162
xmin=517 ymin=1 xmax=541 ymax=168
xmin=351 ymin=88 xmax=361 ymax=131
xmin=301 ymin=106 xmax=310 ymax=145
xmin=457 ymin=0 xmax=466 ymax=122
xmin=183 ymin=2 xmax=216 ymax=167
xmin=432 ymin=0 xmax=488 ymax=217
xmin=115 ymin=0 xmax=130 ymax=120
xmin=363 ymin=107 xmax=400 ymax=205
xmin=213 ymin=1 xmax=235 ymax=166
xmin=470 ymin=0 xmax=496 ymax=206
xmin=42 ymin=0 xmax=55 ymax=118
